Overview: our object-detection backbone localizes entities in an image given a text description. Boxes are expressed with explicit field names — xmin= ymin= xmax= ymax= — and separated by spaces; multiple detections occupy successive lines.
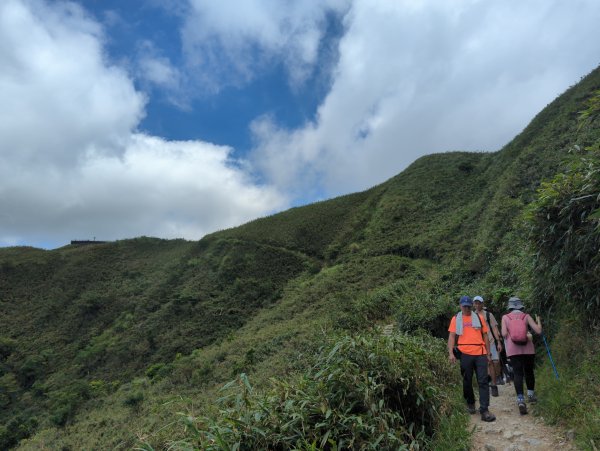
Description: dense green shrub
xmin=48 ymin=381 xmax=91 ymax=426
xmin=523 ymin=89 xmax=600 ymax=446
xmin=16 ymin=356 xmax=47 ymax=389
xmin=392 ymin=282 xmax=456 ymax=338
xmin=123 ymin=391 xmax=145 ymax=407
xmin=157 ymin=332 xmax=459 ymax=450
xmin=535 ymin=322 xmax=600 ymax=449
xmin=526 ymin=90 xmax=600 ymax=323
xmin=0 ymin=337 xmax=17 ymax=360
xmin=145 ymin=363 xmax=173 ymax=381
xmin=334 ymin=281 xmax=403 ymax=330
xmin=0 ymin=373 xmax=19 ymax=408
xmin=0 ymin=415 xmax=38 ymax=450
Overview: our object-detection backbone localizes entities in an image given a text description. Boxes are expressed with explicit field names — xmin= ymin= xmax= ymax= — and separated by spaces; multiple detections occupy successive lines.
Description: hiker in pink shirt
xmin=501 ymin=296 xmax=542 ymax=415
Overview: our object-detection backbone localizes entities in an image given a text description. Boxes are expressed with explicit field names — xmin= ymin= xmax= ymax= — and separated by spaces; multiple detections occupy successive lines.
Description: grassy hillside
xmin=1 ymin=65 xmax=599 ymax=449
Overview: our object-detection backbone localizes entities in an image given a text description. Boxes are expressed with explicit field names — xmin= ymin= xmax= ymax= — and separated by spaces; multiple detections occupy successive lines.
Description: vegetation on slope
xmin=0 ymin=66 xmax=598 ymax=449
xmin=142 ymin=333 xmax=467 ymax=451
xmin=525 ymin=87 xmax=600 ymax=449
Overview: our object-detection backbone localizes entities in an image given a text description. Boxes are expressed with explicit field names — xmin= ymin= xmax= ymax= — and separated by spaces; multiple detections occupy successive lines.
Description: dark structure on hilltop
xmin=70 ymin=240 xmax=108 ymax=245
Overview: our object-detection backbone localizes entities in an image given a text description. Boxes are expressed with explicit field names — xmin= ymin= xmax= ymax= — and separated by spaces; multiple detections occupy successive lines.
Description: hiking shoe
xmin=518 ymin=401 xmax=528 ymax=415
xmin=528 ymin=394 xmax=538 ymax=403
xmin=490 ymin=385 xmax=499 ymax=397
xmin=480 ymin=410 xmax=496 ymax=422
xmin=467 ymin=404 xmax=477 ymax=414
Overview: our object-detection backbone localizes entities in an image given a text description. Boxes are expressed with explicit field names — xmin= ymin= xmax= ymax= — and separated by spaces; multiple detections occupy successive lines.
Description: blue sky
xmin=91 ymin=1 xmax=335 ymax=151
xmin=1 ymin=0 xmax=600 ymax=249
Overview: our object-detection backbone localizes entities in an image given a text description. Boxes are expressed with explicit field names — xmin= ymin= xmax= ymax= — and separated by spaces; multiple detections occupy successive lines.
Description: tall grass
xmin=535 ymin=328 xmax=600 ymax=450
xmin=141 ymin=332 xmax=468 ymax=451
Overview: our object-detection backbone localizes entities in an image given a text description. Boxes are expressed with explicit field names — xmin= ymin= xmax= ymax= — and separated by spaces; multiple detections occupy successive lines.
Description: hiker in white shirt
xmin=473 ymin=296 xmax=503 ymax=397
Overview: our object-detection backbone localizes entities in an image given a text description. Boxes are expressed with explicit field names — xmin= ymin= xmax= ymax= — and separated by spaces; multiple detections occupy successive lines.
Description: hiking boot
xmin=467 ymin=403 xmax=477 ymax=414
xmin=490 ymin=385 xmax=499 ymax=397
xmin=528 ymin=394 xmax=538 ymax=403
xmin=496 ymin=378 xmax=505 ymax=385
xmin=480 ymin=410 xmax=496 ymax=422
xmin=518 ymin=401 xmax=528 ymax=415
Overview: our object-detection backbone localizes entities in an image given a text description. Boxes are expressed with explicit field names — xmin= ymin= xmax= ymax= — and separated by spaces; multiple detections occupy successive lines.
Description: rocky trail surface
xmin=469 ymin=379 xmax=576 ymax=451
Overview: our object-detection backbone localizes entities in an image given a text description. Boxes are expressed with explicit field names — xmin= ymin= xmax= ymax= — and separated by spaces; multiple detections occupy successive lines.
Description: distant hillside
xmin=1 ymin=65 xmax=599 ymax=449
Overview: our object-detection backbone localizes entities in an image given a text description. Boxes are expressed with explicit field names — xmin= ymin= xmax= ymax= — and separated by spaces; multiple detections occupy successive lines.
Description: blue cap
xmin=459 ymin=295 xmax=473 ymax=307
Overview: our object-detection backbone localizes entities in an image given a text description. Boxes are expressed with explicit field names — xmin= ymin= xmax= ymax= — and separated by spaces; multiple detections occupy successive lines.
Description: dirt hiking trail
xmin=469 ymin=380 xmax=576 ymax=451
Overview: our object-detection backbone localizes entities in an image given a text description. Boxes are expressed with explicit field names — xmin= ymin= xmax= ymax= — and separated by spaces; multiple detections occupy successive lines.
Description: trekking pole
xmin=541 ymin=333 xmax=560 ymax=380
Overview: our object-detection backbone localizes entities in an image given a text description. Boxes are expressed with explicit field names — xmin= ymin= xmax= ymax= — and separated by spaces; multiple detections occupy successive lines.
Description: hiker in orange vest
xmin=501 ymin=296 xmax=542 ymax=415
xmin=448 ymin=295 xmax=496 ymax=422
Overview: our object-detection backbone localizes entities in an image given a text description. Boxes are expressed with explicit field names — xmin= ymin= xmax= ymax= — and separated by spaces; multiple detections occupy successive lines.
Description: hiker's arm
xmin=493 ymin=324 xmax=503 ymax=351
xmin=528 ymin=314 xmax=542 ymax=334
xmin=480 ymin=316 xmax=493 ymax=359
xmin=501 ymin=316 xmax=507 ymax=338
xmin=447 ymin=332 xmax=456 ymax=363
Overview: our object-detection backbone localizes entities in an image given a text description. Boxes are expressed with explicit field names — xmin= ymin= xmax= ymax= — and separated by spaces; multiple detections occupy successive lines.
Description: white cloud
xmin=134 ymin=39 xmax=185 ymax=105
xmin=0 ymin=0 xmax=144 ymax=167
xmin=181 ymin=0 xmax=351 ymax=92
xmin=3 ymin=0 xmax=600 ymax=248
xmin=0 ymin=0 xmax=285 ymax=248
xmin=1 ymin=134 xmax=284 ymax=243
xmin=249 ymin=0 xmax=600 ymax=196
xmin=138 ymin=55 xmax=180 ymax=89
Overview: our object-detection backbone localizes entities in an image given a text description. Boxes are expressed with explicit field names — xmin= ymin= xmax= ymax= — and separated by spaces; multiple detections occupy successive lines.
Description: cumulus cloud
xmin=0 ymin=0 xmax=284 ymax=248
xmin=181 ymin=0 xmax=351 ymax=92
xmin=1 ymin=135 xmax=284 ymax=245
xmin=3 ymin=0 xmax=600 ymax=249
xmin=249 ymin=0 xmax=600 ymax=196
xmin=0 ymin=0 xmax=144 ymax=167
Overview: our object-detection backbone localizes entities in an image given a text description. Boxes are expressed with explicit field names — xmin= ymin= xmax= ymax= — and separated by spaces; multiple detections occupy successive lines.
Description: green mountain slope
xmin=1 ymin=66 xmax=599 ymax=449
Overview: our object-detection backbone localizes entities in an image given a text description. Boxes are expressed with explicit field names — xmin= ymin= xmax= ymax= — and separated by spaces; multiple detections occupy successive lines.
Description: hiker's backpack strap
xmin=454 ymin=313 xmax=488 ymax=355
xmin=453 ymin=313 xmax=459 ymax=348
xmin=474 ymin=312 xmax=488 ymax=354
xmin=486 ymin=310 xmax=499 ymax=344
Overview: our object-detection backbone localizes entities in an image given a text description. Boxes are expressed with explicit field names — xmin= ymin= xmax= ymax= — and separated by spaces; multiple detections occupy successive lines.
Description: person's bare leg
xmin=488 ymin=361 xmax=497 ymax=385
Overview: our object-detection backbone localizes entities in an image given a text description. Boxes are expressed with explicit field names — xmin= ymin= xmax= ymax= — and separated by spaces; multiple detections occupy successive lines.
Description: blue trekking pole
xmin=541 ymin=333 xmax=560 ymax=380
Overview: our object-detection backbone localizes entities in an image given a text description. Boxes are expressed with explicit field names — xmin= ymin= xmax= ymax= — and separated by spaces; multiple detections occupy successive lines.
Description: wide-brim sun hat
xmin=507 ymin=296 xmax=524 ymax=310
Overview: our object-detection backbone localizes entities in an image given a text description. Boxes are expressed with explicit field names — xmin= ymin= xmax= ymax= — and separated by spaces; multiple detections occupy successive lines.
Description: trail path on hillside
xmin=380 ymin=325 xmax=576 ymax=451
xmin=469 ymin=379 xmax=575 ymax=451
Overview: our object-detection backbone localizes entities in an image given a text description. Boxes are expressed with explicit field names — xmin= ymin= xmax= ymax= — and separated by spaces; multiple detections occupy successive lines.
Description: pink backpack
xmin=506 ymin=312 xmax=529 ymax=345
